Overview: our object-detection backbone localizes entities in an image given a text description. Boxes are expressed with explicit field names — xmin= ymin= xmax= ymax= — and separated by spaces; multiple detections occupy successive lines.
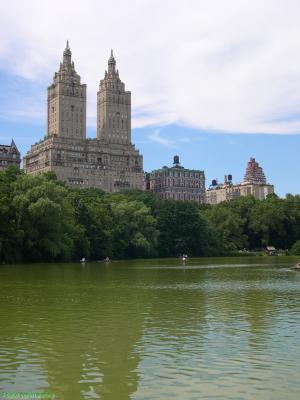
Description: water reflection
xmin=0 ymin=258 xmax=300 ymax=399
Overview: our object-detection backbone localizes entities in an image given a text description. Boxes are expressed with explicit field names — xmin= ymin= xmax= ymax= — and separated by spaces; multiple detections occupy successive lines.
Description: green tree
xmin=122 ymin=189 xmax=161 ymax=213
xmin=0 ymin=167 xmax=24 ymax=262
xmin=3 ymin=172 xmax=80 ymax=262
xmin=109 ymin=198 xmax=159 ymax=258
xmin=203 ymin=202 xmax=248 ymax=251
xmin=248 ymin=196 xmax=293 ymax=249
xmin=68 ymin=188 xmax=113 ymax=260
xmin=290 ymin=240 xmax=300 ymax=255
xmin=157 ymin=201 xmax=214 ymax=256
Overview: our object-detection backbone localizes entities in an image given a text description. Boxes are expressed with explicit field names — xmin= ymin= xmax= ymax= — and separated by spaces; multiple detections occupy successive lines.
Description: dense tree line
xmin=1 ymin=167 xmax=300 ymax=263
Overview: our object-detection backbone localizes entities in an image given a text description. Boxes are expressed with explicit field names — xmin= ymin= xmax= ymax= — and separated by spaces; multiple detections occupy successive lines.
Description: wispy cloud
xmin=148 ymin=129 xmax=176 ymax=148
xmin=0 ymin=0 xmax=300 ymax=134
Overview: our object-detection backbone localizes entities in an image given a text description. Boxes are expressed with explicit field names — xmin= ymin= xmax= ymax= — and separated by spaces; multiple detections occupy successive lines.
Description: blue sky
xmin=0 ymin=0 xmax=299 ymax=197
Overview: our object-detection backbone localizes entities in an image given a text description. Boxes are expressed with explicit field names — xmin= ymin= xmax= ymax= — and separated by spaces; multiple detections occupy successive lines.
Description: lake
xmin=1 ymin=257 xmax=300 ymax=399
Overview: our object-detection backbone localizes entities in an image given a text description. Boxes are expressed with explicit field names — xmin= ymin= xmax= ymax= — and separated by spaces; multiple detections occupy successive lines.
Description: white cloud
xmin=0 ymin=0 xmax=300 ymax=134
xmin=148 ymin=129 xmax=175 ymax=148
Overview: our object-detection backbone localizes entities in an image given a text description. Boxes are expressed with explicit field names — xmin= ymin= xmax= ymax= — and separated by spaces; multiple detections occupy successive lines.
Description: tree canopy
xmin=1 ymin=167 xmax=299 ymax=263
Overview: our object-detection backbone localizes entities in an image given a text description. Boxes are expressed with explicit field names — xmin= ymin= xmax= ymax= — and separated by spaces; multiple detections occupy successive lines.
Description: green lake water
xmin=0 ymin=257 xmax=300 ymax=400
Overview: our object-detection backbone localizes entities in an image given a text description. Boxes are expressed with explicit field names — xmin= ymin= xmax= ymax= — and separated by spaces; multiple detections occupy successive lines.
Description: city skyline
xmin=23 ymin=43 xmax=144 ymax=191
xmin=0 ymin=0 xmax=300 ymax=196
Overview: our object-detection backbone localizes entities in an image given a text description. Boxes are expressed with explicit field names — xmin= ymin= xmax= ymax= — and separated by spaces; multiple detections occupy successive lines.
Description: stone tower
xmin=97 ymin=50 xmax=131 ymax=145
xmin=24 ymin=44 xmax=144 ymax=192
xmin=244 ymin=157 xmax=267 ymax=184
xmin=47 ymin=41 xmax=86 ymax=139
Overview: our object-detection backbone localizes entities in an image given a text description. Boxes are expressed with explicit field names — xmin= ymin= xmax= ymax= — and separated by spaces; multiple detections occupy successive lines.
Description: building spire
xmin=63 ymin=40 xmax=72 ymax=64
xmin=10 ymin=139 xmax=19 ymax=154
xmin=108 ymin=49 xmax=116 ymax=63
xmin=108 ymin=49 xmax=116 ymax=74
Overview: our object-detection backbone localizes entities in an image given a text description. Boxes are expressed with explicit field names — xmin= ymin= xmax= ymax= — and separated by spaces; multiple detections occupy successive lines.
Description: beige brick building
xmin=206 ymin=178 xmax=240 ymax=204
xmin=148 ymin=156 xmax=206 ymax=203
xmin=206 ymin=158 xmax=274 ymax=205
xmin=0 ymin=140 xmax=21 ymax=171
xmin=24 ymin=43 xmax=143 ymax=191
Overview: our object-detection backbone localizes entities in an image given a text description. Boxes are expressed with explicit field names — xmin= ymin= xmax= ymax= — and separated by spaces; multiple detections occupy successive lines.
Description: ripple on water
xmin=1 ymin=258 xmax=300 ymax=399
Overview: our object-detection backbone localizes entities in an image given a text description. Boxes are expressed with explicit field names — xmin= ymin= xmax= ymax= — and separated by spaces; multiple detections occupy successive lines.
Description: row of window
xmin=0 ymin=154 xmax=19 ymax=159
xmin=107 ymin=118 xmax=128 ymax=129
xmin=154 ymin=171 xmax=204 ymax=178
xmin=162 ymin=193 xmax=202 ymax=201
xmin=102 ymin=82 xmax=124 ymax=91
xmin=68 ymin=179 xmax=85 ymax=185
xmin=156 ymin=188 xmax=203 ymax=193
xmin=61 ymin=127 xmax=84 ymax=133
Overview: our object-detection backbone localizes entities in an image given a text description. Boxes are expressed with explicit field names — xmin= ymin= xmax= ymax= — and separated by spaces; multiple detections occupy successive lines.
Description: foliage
xmin=156 ymin=201 xmax=220 ymax=256
xmin=109 ymin=197 xmax=159 ymax=258
xmin=290 ymin=240 xmax=300 ymax=256
xmin=0 ymin=169 xmax=79 ymax=263
xmin=1 ymin=167 xmax=300 ymax=263
xmin=203 ymin=204 xmax=248 ymax=251
xmin=67 ymin=188 xmax=112 ymax=260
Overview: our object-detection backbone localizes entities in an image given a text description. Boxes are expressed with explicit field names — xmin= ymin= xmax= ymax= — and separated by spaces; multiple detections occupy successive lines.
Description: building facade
xmin=47 ymin=41 xmax=86 ymax=140
xmin=206 ymin=158 xmax=274 ymax=205
xmin=24 ymin=43 xmax=143 ymax=191
xmin=238 ymin=181 xmax=274 ymax=199
xmin=149 ymin=156 xmax=206 ymax=203
xmin=97 ymin=50 xmax=131 ymax=145
xmin=244 ymin=157 xmax=266 ymax=184
xmin=206 ymin=176 xmax=240 ymax=205
xmin=0 ymin=140 xmax=21 ymax=171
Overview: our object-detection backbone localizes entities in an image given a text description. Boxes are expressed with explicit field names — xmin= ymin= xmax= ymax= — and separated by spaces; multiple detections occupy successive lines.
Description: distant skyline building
xmin=244 ymin=157 xmax=266 ymax=184
xmin=0 ymin=139 xmax=21 ymax=171
xmin=148 ymin=155 xmax=206 ymax=203
xmin=47 ymin=41 xmax=86 ymax=140
xmin=206 ymin=157 xmax=274 ymax=204
xmin=24 ymin=43 xmax=143 ymax=191
xmin=97 ymin=50 xmax=131 ymax=145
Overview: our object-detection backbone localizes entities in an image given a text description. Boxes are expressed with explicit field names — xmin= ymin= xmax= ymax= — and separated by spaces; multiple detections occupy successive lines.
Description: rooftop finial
xmin=108 ymin=49 xmax=116 ymax=73
xmin=63 ymin=40 xmax=71 ymax=61
xmin=64 ymin=40 xmax=71 ymax=52
xmin=108 ymin=49 xmax=116 ymax=68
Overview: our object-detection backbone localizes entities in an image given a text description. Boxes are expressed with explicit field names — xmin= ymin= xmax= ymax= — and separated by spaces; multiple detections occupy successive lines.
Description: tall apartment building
xmin=148 ymin=156 xmax=206 ymax=203
xmin=0 ymin=140 xmax=21 ymax=171
xmin=244 ymin=157 xmax=266 ymax=184
xmin=24 ymin=43 xmax=143 ymax=191
xmin=206 ymin=158 xmax=274 ymax=205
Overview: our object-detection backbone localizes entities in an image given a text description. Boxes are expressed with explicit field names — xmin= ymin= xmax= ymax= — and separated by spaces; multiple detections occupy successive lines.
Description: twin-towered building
xmin=23 ymin=43 xmax=143 ymax=191
xmin=2 ymin=43 xmax=274 ymax=203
